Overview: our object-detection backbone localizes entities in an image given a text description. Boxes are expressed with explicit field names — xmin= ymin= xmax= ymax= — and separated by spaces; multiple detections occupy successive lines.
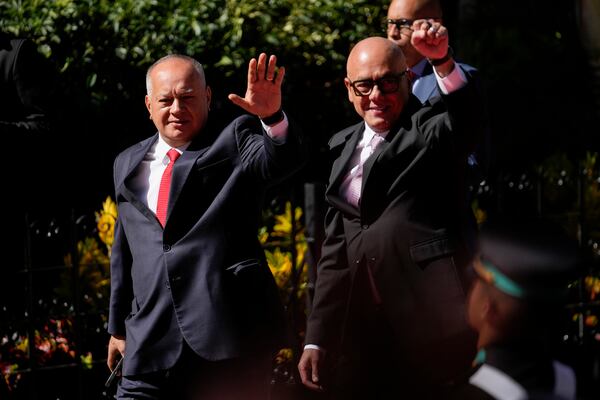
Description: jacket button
xmin=362 ymin=224 xmax=369 ymax=230
xmin=163 ymin=244 xmax=171 ymax=252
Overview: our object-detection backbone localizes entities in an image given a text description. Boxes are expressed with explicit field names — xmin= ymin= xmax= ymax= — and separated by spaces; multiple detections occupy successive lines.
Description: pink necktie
xmin=346 ymin=135 xmax=384 ymax=207
xmin=156 ymin=149 xmax=181 ymax=227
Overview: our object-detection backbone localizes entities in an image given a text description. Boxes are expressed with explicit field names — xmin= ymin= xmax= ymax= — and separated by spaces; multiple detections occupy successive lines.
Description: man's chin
xmin=365 ymin=117 xmax=391 ymax=133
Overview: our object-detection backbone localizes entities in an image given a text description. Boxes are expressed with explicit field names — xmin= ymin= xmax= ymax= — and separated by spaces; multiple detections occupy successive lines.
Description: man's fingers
xmin=256 ymin=53 xmax=267 ymax=81
xmin=266 ymin=55 xmax=277 ymax=81
xmin=247 ymin=58 xmax=257 ymax=83
xmin=227 ymin=93 xmax=249 ymax=110
xmin=274 ymin=65 xmax=285 ymax=86
xmin=298 ymin=350 xmax=325 ymax=392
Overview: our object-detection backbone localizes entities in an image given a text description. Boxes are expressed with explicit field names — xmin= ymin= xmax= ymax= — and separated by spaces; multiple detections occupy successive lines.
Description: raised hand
xmin=410 ymin=19 xmax=449 ymax=61
xmin=228 ymin=53 xmax=285 ymax=118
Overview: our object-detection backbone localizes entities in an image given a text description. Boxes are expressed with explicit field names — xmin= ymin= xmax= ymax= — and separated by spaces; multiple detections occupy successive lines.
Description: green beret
xmin=475 ymin=218 xmax=581 ymax=301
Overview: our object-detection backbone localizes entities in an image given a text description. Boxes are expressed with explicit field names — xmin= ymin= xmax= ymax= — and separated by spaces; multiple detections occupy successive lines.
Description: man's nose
xmin=171 ymin=98 xmax=183 ymax=114
xmin=369 ymin=84 xmax=384 ymax=100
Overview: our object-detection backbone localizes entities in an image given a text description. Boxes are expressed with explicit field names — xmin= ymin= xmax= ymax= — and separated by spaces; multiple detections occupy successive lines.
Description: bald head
xmin=347 ymin=37 xmax=406 ymax=79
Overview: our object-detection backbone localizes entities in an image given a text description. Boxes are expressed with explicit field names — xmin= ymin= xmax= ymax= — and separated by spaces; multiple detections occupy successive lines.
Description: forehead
xmin=388 ymin=0 xmax=439 ymax=18
xmin=150 ymin=59 xmax=202 ymax=92
xmin=347 ymin=47 xmax=404 ymax=80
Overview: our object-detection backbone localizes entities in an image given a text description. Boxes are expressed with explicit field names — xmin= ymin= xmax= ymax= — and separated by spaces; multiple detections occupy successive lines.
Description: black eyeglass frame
xmin=386 ymin=17 xmax=442 ymax=31
xmin=347 ymin=71 xmax=409 ymax=97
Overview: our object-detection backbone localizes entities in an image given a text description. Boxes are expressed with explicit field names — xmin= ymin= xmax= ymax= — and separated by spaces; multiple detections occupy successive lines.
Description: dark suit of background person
xmin=0 ymin=34 xmax=55 ymax=303
xmin=447 ymin=219 xmax=580 ymax=400
xmin=106 ymin=53 xmax=304 ymax=400
xmin=387 ymin=0 xmax=490 ymax=185
xmin=298 ymin=26 xmax=485 ymax=399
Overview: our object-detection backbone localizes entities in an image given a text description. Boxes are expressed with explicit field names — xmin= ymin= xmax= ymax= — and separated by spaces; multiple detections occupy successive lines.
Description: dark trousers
xmin=116 ymin=343 xmax=273 ymax=400
xmin=326 ymin=305 xmax=453 ymax=400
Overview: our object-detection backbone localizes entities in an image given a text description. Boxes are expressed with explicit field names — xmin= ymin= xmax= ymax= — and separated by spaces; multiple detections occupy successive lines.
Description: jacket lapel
xmin=413 ymin=63 xmax=439 ymax=104
xmin=328 ymin=122 xmax=364 ymax=191
xmin=167 ymin=144 xmax=210 ymax=221
xmin=118 ymin=135 xmax=159 ymax=224
xmin=326 ymin=122 xmax=364 ymax=217
xmin=360 ymin=96 xmax=423 ymax=211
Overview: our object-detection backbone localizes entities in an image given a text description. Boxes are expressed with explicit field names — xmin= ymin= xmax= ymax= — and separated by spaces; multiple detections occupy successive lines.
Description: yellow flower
xmin=95 ymin=196 xmax=118 ymax=253
xmin=585 ymin=276 xmax=600 ymax=300
xmin=272 ymin=202 xmax=304 ymax=241
xmin=266 ymin=248 xmax=293 ymax=289
xmin=80 ymin=352 xmax=93 ymax=369
xmin=275 ymin=348 xmax=293 ymax=365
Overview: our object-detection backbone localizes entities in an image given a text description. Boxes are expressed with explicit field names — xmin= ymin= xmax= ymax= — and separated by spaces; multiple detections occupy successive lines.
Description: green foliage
xmin=0 ymin=0 xmax=387 ymax=106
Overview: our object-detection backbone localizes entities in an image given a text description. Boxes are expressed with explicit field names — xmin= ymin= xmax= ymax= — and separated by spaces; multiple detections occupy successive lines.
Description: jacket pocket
xmin=225 ymin=259 xmax=261 ymax=276
xmin=409 ymin=234 xmax=456 ymax=267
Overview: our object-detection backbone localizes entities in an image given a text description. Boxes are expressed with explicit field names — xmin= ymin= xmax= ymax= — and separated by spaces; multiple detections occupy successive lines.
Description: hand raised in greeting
xmin=228 ymin=53 xmax=285 ymax=119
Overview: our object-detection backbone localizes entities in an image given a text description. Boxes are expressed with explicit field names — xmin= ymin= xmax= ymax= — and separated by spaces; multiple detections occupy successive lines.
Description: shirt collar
xmin=362 ymin=123 xmax=389 ymax=146
xmin=155 ymin=135 xmax=191 ymax=161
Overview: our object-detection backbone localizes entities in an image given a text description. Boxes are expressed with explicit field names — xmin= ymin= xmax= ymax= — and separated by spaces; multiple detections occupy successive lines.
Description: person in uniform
xmin=448 ymin=218 xmax=582 ymax=400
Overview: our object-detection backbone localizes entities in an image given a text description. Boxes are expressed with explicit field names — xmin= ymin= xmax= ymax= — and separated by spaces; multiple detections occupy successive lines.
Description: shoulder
xmin=115 ymin=135 xmax=156 ymax=164
xmin=227 ymin=114 xmax=261 ymax=133
xmin=328 ymin=121 xmax=362 ymax=150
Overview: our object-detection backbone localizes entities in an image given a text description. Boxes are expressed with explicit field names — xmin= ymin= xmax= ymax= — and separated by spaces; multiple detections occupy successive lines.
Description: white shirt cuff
xmin=261 ymin=112 xmax=288 ymax=143
xmin=304 ymin=344 xmax=325 ymax=355
xmin=434 ymin=63 xmax=467 ymax=95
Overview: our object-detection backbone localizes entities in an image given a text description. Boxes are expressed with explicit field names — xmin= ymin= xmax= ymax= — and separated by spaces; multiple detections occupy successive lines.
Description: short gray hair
xmin=145 ymin=54 xmax=206 ymax=95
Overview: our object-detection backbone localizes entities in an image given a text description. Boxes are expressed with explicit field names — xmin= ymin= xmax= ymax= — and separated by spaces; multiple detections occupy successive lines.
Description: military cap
xmin=474 ymin=218 xmax=581 ymax=301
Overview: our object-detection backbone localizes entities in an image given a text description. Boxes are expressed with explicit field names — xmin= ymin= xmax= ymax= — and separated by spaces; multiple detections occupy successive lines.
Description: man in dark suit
xmin=387 ymin=0 xmax=489 ymax=184
xmin=386 ymin=0 xmax=478 ymax=103
xmin=107 ymin=53 xmax=304 ymax=399
xmin=0 ymin=34 xmax=54 ymax=269
xmin=298 ymin=21 xmax=485 ymax=399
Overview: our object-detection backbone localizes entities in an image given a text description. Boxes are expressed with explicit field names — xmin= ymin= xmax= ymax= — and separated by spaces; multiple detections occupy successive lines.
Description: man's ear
xmin=344 ymin=78 xmax=354 ymax=103
xmin=145 ymin=95 xmax=152 ymax=118
xmin=206 ymin=86 xmax=212 ymax=110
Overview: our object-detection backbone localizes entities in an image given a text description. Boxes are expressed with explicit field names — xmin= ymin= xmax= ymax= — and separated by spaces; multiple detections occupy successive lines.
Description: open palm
xmin=228 ymin=53 xmax=285 ymax=118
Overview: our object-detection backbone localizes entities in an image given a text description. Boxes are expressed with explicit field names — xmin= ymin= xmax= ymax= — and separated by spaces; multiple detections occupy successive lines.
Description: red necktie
xmin=156 ymin=148 xmax=181 ymax=227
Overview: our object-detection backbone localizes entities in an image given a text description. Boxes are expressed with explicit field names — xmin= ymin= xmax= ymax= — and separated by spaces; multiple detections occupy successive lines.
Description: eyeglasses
xmin=386 ymin=17 xmax=442 ymax=32
xmin=347 ymin=71 xmax=408 ymax=97
xmin=386 ymin=18 xmax=414 ymax=32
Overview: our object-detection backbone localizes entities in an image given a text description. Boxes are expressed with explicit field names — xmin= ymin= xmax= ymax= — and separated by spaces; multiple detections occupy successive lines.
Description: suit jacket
xmin=306 ymin=68 xmax=485 ymax=385
xmin=414 ymin=60 xmax=491 ymax=182
xmin=412 ymin=59 xmax=478 ymax=104
xmin=108 ymin=115 xmax=304 ymax=376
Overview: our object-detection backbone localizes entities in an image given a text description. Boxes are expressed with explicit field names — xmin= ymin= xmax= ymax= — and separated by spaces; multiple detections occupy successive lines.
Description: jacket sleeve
xmin=107 ymin=157 xmax=133 ymax=337
xmin=234 ymin=114 xmax=306 ymax=185
xmin=304 ymin=205 xmax=352 ymax=351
